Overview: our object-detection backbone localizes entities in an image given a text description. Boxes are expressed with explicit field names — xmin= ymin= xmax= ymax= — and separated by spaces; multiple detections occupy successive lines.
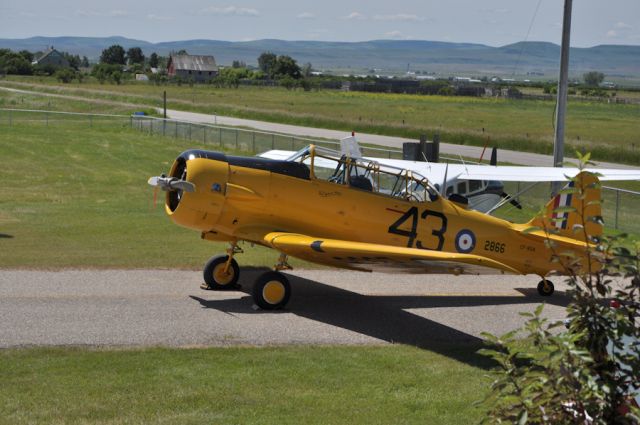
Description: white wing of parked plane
xmin=259 ymin=150 xmax=640 ymax=184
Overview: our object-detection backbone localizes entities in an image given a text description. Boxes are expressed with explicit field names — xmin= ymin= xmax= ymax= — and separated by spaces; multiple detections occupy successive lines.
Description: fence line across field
xmin=1 ymin=108 xmax=638 ymax=232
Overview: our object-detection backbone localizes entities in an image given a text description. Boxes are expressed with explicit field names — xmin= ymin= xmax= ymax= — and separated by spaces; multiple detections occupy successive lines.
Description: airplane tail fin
xmin=527 ymin=171 xmax=603 ymax=242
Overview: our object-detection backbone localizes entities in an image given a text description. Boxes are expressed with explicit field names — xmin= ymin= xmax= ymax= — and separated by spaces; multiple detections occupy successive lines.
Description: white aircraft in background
xmin=260 ymin=136 xmax=640 ymax=214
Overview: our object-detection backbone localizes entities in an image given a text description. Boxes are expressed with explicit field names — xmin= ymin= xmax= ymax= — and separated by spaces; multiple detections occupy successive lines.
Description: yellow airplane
xmin=149 ymin=145 xmax=602 ymax=309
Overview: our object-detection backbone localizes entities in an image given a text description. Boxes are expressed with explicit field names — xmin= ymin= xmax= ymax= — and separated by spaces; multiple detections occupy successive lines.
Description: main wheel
xmin=537 ymin=279 xmax=554 ymax=296
xmin=202 ymin=255 xmax=240 ymax=290
xmin=252 ymin=271 xmax=291 ymax=310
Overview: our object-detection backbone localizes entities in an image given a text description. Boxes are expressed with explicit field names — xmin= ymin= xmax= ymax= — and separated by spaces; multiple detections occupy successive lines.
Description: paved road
xmin=0 ymin=269 xmax=571 ymax=358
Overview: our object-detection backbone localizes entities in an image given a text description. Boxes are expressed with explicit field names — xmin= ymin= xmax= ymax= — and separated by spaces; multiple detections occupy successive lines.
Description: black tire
xmin=252 ymin=271 xmax=291 ymax=310
xmin=203 ymin=255 xmax=240 ymax=290
xmin=537 ymin=279 xmax=554 ymax=296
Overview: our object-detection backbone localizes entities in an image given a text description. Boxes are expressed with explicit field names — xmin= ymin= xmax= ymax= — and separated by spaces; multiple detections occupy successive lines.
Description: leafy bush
xmin=55 ymin=68 xmax=76 ymax=83
xmin=479 ymin=154 xmax=640 ymax=424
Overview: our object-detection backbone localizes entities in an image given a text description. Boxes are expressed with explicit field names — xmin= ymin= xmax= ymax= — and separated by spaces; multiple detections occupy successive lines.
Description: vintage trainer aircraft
xmin=149 ymin=144 xmax=603 ymax=309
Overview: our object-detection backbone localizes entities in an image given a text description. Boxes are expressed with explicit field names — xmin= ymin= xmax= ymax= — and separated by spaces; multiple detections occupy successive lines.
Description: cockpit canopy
xmin=287 ymin=145 xmax=439 ymax=203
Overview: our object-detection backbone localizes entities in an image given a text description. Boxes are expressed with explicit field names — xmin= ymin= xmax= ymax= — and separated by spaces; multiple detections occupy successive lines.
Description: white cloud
xmin=614 ymin=22 xmax=632 ymax=29
xmin=341 ymin=12 xmax=366 ymax=20
xmin=75 ymin=9 xmax=128 ymax=18
xmin=200 ymin=6 xmax=260 ymax=16
xmin=374 ymin=14 xmax=424 ymax=22
xmin=147 ymin=14 xmax=172 ymax=22
xmin=606 ymin=30 xmax=617 ymax=38
xmin=297 ymin=12 xmax=315 ymax=19
xmin=384 ymin=30 xmax=412 ymax=40
xmin=109 ymin=10 xmax=128 ymax=18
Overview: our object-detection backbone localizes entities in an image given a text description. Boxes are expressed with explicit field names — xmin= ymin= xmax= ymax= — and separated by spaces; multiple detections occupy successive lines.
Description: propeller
xmin=147 ymin=175 xmax=196 ymax=193
xmin=500 ymin=192 xmax=523 ymax=209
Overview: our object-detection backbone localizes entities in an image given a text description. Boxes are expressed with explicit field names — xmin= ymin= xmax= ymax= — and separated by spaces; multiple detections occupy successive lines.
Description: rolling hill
xmin=1 ymin=36 xmax=639 ymax=77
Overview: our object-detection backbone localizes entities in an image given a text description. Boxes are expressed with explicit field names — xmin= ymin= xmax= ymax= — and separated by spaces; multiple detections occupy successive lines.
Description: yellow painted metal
xmin=213 ymin=262 xmax=235 ymax=285
xmin=263 ymin=281 xmax=286 ymax=304
xmin=164 ymin=150 xmax=601 ymax=278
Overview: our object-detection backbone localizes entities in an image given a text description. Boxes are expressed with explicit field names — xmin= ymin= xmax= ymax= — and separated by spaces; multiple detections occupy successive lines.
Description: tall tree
xmin=127 ymin=47 xmax=145 ymax=65
xmin=100 ymin=45 xmax=126 ymax=65
xmin=257 ymin=51 xmax=277 ymax=77
xmin=148 ymin=52 xmax=159 ymax=68
xmin=583 ymin=71 xmax=605 ymax=87
xmin=274 ymin=55 xmax=301 ymax=79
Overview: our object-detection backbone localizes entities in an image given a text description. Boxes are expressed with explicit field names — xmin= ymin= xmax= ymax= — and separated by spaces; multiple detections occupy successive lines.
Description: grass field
xmin=2 ymin=77 xmax=640 ymax=165
xmin=0 ymin=120 xmax=312 ymax=268
xmin=0 ymin=345 xmax=490 ymax=424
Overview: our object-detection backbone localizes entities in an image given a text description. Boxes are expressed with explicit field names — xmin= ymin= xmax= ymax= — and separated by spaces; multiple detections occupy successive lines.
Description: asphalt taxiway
xmin=0 ymin=269 xmax=571 ymax=354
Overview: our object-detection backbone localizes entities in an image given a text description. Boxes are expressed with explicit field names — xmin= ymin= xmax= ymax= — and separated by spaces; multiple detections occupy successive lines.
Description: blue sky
xmin=1 ymin=0 xmax=639 ymax=47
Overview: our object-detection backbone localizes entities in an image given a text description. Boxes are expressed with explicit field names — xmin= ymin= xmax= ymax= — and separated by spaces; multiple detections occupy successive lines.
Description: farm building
xmin=32 ymin=47 xmax=69 ymax=68
xmin=167 ymin=54 xmax=218 ymax=82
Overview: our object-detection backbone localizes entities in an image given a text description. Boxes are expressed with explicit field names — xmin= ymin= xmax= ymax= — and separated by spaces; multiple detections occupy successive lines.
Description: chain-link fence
xmin=2 ymin=108 xmax=639 ymax=233
xmin=129 ymin=114 xmax=405 ymax=159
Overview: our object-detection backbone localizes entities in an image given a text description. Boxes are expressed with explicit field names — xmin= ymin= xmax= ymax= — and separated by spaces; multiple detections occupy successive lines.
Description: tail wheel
xmin=252 ymin=271 xmax=291 ymax=310
xmin=537 ymin=279 xmax=554 ymax=296
xmin=203 ymin=255 xmax=240 ymax=290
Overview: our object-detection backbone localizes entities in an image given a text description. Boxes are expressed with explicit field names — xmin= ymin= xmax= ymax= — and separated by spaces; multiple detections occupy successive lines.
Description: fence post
xmin=235 ymin=129 xmax=239 ymax=150
xmin=219 ymin=128 xmax=222 ymax=147
xmin=175 ymin=122 xmax=178 ymax=139
xmin=130 ymin=116 xmax=133 ymax=128
xmin=252 ymin=132 xmax=256 ymax=153
xmin=150 ymin=120 xmax=153 ymax=135
xmin=89 ymin=114 xmax=93 ymax=127
xmin=272 ymin=134 xmax=275 ymax=149
xmin=9 ymin=110 xmax=11 ymax=126
xmin=46 ymin=111 xmax=49 ymax=127
xmin=615 ymin=189 xmax=620 ymax=230
xmin=189 ymin=123 xmax=192 ymax=140
xmin=291 ymin=136 xmax=294 ymax=150
xmin=203 ymin=127 xmax=206 ymax=144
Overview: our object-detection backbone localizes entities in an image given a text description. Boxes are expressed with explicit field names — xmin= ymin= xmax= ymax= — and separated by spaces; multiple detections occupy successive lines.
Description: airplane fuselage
xmin=166 ymin=150 xmax=593 ymax=278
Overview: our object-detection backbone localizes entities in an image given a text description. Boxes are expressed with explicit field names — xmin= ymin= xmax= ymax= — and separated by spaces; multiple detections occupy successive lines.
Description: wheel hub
xmin=263 ymin=281 xmax=285 ymax=304
xmin=213 ymin=263 xmax=235 ymax=285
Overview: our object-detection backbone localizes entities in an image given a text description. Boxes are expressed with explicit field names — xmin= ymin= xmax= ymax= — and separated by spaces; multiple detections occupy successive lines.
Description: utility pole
xmin=552 ymin=0 xmax=573 ymax=194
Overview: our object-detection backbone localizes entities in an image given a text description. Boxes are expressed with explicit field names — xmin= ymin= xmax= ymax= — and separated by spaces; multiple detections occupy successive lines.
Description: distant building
xmin=167 ymin=54 xmax=218 ymax=82
xmin=32 ymin=47 xmax=69 ymax=68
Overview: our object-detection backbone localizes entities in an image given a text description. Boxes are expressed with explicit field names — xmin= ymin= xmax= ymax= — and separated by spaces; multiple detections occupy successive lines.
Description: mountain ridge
xmin=2 ymin=36 xmax=639 ymax=76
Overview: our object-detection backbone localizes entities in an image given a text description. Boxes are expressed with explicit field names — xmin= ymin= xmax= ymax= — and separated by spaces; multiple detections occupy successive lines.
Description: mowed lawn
xmin=0 ymin=345 xmax=491 ymax=424
xmin=3 ymin=78 xmax=640 ymax=164
xmin=0 ymin=120 xmax=298 ymax=268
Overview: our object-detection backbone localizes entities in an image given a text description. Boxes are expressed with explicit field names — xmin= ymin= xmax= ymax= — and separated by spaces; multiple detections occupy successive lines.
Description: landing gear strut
xmin=537 ymin=279 xmax=555 ymax=296
xmin=251 ymin=253 xmax=293 ymax=310
xmin=202 ymin=243 xmax=242 ymax=290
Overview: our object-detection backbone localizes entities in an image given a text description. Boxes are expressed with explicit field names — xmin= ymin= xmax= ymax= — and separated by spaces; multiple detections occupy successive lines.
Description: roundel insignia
xmin=455 ymin=230 xmax=476 ymax=253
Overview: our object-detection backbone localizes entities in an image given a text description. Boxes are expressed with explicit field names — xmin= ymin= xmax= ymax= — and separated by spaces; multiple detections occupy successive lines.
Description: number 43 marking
xmin=388 ymin=207 xmax=447 ymax=251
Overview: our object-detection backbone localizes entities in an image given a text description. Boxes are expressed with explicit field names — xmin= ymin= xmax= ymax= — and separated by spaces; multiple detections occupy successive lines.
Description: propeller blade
xmin=148 ymin=176 xmax=196 ymax=192
xmin=500 ymin=192 xmax=522 ymax=209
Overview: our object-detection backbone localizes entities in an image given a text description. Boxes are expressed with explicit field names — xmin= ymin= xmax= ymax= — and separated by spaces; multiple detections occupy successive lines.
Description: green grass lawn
xmin=0 ymin=345 xmax=491 ymax=425
xmin=2 ymin=77 xmax=640 ymax=164
xmin=0 ymin=120 xmax=307 ymax=269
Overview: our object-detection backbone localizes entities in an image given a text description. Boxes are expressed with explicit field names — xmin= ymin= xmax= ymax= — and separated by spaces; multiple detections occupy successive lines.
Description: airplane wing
xmin=369 ymin=159 xmax=640 ymax=183
xmin=264 ymin=232 xmax=519 ymax=275
xmin=258 ymin=150 xmax=640 ymax=183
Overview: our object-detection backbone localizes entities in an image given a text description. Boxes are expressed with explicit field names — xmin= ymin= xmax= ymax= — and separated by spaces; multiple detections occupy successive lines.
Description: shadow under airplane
xmin=190 ymin=269 xmax=570 ymax=369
